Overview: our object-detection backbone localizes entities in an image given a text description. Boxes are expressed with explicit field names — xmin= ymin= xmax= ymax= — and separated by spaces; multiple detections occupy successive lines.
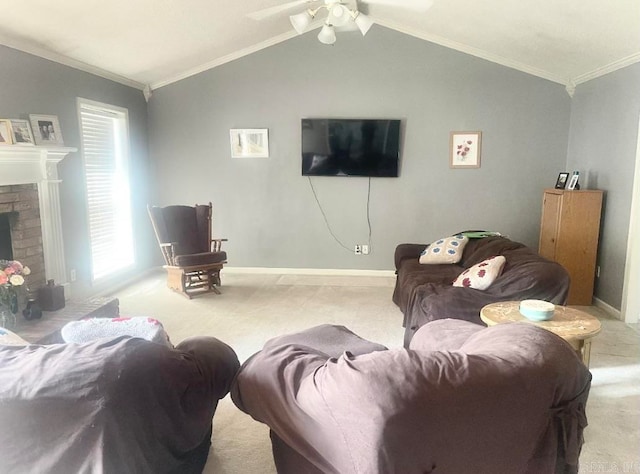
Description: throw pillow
xmin=453 ymin=255 xmax=506 ymax=290
xmin=419 ymin=235 xmax=469 ymax=264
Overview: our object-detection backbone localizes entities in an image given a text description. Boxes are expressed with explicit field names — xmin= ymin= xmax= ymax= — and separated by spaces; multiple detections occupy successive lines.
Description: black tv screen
xmin=301 ymin=118 xmax=401 ymax=177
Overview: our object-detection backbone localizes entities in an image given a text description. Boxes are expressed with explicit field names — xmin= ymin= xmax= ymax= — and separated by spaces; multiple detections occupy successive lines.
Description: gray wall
xmin=567 ymin=63 xmax=640 ymax=309
xmin=0 ymin=45 xmax=152 ymax=298
xmin=148 ymin=26 xmax=571 ymax=271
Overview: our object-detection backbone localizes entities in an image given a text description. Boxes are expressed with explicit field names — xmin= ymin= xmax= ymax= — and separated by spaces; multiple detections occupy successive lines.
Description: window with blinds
xmin=78 ymin=98 xmax=134 ymax=281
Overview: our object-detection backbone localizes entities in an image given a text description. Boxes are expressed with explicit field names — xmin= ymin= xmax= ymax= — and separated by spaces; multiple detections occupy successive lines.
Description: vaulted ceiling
xmin=1 ymin=0 xmax=638 ymax=92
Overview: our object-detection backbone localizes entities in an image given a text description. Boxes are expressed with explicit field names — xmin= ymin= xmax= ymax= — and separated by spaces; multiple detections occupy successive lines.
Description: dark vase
xmin=23 ymin=299 xmax=43 ymax=320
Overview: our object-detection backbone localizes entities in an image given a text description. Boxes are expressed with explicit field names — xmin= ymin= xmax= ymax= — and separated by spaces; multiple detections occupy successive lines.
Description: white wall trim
xmin=150 ymin=30 xmax=301 ymax=90
xmin=594 ymin=297 xmax=622 ymax=321
xmin=0 ymin=37 xmax=146 ymax=91
xmin=572 ymin=52 xmax=640 ymax=86
xmin=5 ymin=22 xmax=639 ymax=94
xmin=1 ymin=146 xmax=76 ymax=285
xmin=620 ymin=114 xmax=640 ymax=324
xmin=371 ymin=18 xmax=569 ymax=86
xmin=224 ymin=266 xmax=396 ymax=277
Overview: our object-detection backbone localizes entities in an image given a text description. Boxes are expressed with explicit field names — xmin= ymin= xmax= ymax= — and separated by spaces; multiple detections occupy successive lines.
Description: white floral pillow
xmin=453 ymin=255 xmax=506 ymax=290
xmin=419 ymin=235 xmax=469 ymax=264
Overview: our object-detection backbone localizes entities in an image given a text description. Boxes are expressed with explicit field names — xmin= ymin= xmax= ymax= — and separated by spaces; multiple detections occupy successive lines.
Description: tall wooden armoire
xmin=539 ymin=189 xmax=604 ymax=305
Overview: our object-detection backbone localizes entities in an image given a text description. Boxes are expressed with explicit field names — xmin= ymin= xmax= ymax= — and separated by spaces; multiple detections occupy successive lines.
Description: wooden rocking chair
xmin=147 ymin=202 xmax=228 ymax=299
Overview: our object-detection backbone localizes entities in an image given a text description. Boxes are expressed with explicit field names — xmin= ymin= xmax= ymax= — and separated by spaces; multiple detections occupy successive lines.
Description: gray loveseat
xmin=394 ymin=235 xmax=570 ymax=346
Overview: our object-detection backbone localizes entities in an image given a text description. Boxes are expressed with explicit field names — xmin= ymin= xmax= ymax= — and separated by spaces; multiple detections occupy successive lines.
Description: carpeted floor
xmin=110 ymin=269 xmax=640 ymax=473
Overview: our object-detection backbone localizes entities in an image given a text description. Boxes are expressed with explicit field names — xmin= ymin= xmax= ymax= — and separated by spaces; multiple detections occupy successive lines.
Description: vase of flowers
xmin=0 ymin=260 xmax=31 ymax=329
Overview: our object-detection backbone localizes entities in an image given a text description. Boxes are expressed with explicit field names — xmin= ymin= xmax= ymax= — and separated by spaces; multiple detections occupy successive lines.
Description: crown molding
xmin=372 ymin=18 xmax=569 ymax=86
xmin=150 ymin=30 xmax=301 ymax=90
xmin=571 ymin=52 xmax=640 ymax=86
xmin=0 ymin=35 xmax=146 ymax=91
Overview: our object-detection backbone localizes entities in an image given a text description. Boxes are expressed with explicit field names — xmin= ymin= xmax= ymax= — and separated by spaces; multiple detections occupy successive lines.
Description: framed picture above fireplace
xmin=29 ymin=114 xmax=65 ymax=146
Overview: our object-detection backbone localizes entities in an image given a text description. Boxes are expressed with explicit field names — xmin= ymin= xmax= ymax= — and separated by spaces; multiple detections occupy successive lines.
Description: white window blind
xmin=78 ymin=99 xmax=134 ymax=281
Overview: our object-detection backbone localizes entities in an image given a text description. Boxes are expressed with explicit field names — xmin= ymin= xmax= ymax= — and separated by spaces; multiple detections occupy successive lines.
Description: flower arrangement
xmin=1 ymin=259 xmax=31 ymax=315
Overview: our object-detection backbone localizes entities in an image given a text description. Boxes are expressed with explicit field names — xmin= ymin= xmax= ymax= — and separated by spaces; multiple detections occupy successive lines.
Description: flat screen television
xmin=301 ymin=118 xmax=401 ymax=177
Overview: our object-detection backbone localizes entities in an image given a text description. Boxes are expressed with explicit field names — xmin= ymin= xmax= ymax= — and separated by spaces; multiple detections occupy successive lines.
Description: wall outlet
xmin=354 ymin=245 xmax=362 ymax=255
xmin=362 ymin=244 xmax=369 ymax=255
xmin=70 ymin=269 xmax=77 ymax=282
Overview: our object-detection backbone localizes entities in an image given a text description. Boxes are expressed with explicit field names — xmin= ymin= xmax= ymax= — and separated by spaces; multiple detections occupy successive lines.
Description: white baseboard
xmin=593 ymin=297 xmax=622 ymax=320
xmin=224 ymin=267 xmax=396 ymax=277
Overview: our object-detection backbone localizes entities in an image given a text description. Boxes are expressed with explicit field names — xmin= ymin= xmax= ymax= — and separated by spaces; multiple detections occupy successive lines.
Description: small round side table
xmin=480 ymin=301 xmax=601 ymax=366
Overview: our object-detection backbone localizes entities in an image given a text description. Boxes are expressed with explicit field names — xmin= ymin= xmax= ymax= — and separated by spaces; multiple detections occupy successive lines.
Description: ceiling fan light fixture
xmin=327 ymin=4 xmax=349 ymax=27
xmin=317 ymin=24 xmax=337 ymax=45
xmin=290 ymin=10 xmax=314 ymax=34
xmin=353 ymin=11 xmax=374 ymax=36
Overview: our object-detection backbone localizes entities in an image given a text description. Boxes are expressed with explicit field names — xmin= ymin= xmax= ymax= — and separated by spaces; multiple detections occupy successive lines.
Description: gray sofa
xmin=231 ymin=321 xmax=591 ymax=474
xmin=393 ymin=235 xmax=570 ymax=346
xmin=0 ymin=335 xmax=240 ymax=474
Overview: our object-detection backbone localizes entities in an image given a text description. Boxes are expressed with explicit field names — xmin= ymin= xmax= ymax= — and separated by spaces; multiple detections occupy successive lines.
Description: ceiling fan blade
xmin=360 ymin=0 xmax=434 ymax=12
xmin=248 ymin=0 xmax=313 ymax=21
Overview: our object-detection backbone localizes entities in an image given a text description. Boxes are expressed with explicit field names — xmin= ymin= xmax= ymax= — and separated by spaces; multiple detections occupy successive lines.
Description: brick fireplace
xmin=0 ymin=184 xmax=46 ymax=287
xmin=0 ymin=146 xmax=76 ymax=288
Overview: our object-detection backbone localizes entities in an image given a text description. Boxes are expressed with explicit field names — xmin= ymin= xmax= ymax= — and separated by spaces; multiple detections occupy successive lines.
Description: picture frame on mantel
xmin=0 ymin=119 xmax=13 ymax=145
xmin=450 ymin=131 xmax=481 ymax=168
xmin=9 ymin=119 xmax=35 ymax=146
xmin=29 ymin=114 xmax=65 ymax=146
xmin=229 ymin=128 xmax=269 ymax=158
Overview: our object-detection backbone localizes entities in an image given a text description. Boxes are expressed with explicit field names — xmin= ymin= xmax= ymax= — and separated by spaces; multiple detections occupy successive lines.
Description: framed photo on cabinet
xmin=567 ymin=171 xmax=580 ymax=190
xmin=555 ymin=172 xmax=569 ymax=189
xmin=450 ymin=131 xmax=481 ymax=168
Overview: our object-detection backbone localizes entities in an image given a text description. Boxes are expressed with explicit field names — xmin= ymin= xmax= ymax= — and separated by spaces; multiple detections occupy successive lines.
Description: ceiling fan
xmin=248 ymin=0 xmax=434 ymax=45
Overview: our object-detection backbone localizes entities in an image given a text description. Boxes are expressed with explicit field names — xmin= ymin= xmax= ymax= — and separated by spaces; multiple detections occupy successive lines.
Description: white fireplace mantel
xmin=1 ymin=145 xmax=77 ymax=284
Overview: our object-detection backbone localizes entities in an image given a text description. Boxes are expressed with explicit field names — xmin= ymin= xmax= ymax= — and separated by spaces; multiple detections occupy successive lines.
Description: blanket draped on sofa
xmin=393 ymin=235 xmax=570 ymax=346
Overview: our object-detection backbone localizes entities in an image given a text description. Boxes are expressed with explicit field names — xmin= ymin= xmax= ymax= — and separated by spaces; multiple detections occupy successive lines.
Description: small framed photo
xmin=450 ymin=131 xmax=481 ymax=168
xmin=9 ymin=119 xmax=35 ymax=146
xmin=555 ymin=172 xmax=570 ymax=189
xmin=0 ymin=119 xmax=13 ymax=145
xmin=567 ymin=171 xmax=580 ymax=190
xmin=230 ymin=128 xmax=269 ymax=158
xmin=29 ymin=114 xmax=64 ymax=146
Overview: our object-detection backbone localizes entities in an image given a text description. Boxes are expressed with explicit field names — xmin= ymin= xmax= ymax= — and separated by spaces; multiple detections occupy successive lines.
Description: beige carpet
xmin=111 ymin=269 xmax=640 ymax=473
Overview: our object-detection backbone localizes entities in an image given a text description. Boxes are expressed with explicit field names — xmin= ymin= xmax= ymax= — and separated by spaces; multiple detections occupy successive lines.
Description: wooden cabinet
xmin=539 ymin=189 xmax=603 ymax=305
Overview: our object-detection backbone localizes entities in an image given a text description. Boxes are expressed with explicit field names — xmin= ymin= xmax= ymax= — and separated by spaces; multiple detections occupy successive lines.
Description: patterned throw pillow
xmin=453 ymin=255 xmax=506 ymax=290
xmin=419 ymin=235 xmax=470 ymax=264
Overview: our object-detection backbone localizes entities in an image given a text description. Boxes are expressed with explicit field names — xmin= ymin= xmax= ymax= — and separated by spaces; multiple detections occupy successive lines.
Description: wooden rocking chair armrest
xmin=210 ymin=238 xmax=228 ymax=252
xmin=159 ymin=242 xmax=179 ymax=265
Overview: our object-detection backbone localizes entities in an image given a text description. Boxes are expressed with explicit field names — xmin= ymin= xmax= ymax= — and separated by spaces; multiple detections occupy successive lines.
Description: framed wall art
xmin=9 ymin=119 xmax=35 ymax=146
xmin=230 ymin=128 xmax=269 ymax=158
xmin=29 ymin=114 xmax=65 ymax=146
xmin=450 ymin=131 xmax=482 ymax=168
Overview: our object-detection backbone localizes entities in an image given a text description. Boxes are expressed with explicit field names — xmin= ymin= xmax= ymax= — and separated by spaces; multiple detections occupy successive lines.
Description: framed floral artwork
xmin=450 ymin=131 xmax=482 ymax=168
